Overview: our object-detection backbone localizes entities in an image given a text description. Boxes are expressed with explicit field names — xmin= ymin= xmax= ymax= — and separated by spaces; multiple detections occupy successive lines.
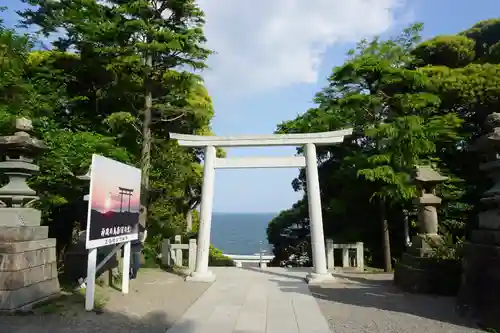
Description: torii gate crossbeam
xmin=169 ymin=129 xmax=353 ymax=284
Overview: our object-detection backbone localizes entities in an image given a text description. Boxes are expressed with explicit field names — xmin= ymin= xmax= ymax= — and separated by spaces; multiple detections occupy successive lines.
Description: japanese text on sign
xmin=100 ymin=225 xmax=132 ymax=237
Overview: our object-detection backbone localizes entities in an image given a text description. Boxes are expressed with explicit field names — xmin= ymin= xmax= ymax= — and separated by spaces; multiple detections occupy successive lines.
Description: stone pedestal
xmin=458 ymin=241 xmax=500 ymax=329
xmin=394 ymin=252 xmax=461 ymax=295
xmin=0 ymin=118 xmax=60 ymax=311
xmin=0 ymin=225 xmax=60 ymax=310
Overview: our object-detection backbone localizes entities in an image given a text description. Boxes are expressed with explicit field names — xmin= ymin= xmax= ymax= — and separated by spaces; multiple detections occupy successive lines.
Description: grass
xmin=160 ymin=264 xmax=191 ymax=278
xmin=33 ymin=283 xmax=110 ymax=316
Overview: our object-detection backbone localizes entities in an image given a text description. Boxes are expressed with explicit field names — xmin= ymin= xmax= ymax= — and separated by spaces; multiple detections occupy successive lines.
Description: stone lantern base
xmin=0 ymin=224 xmax=60 ymax=311
xmin=394 ymin=234 xmax=461 ymax=296
xmin=457 ymin=215 xmax=500 ymax=330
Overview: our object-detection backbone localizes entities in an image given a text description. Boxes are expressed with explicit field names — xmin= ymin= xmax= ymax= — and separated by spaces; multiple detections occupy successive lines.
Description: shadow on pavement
xmin=268 ymin=270 xmax=483 ymax=331
xmin=240 ymin=265 xmax=306 ymax=281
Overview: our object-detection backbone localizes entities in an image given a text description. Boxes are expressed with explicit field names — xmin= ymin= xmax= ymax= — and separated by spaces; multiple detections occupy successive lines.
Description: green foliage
xmin=461 ymin=18 xmax=500 ymax=61
xmin=0 ymin=1 xmax=219 ymax=265
xmin=412 ymin=35 xmax=476 ymax=68
xmin=428 ymin=234 xmax=465 ymax=262
xmin=208 ymin=245 xmax=235 ymax=266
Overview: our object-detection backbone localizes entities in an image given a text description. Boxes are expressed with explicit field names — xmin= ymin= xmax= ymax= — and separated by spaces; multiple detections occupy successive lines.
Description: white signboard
xmin=85 ymin=154 xmax=141 ymax=249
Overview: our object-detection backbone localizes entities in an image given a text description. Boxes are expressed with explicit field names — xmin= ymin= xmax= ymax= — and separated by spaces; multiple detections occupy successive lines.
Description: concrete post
xmin=174 ymin=235 xmax=182 ymax=266
xmin=304 ymin=143 xmax=334 ymax=283
xmin=187 ymin=145 xmax=216 ymax=282
xmin=342 ymin=248 xmax=349 ymax=268
xmin=188 ymin=239 xmax=197 ymax=271
xmin=162 ymin=239 xmax=171 ymax=266
xmin=356 ymin=242 xmax=364 ymax=271
xmin=326 ymin=239 xmax=334 ymax=271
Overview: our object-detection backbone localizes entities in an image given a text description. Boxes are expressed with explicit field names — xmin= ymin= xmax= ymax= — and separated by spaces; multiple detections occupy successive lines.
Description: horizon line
xmin=212 ymin=212 xmax=278 ymax=214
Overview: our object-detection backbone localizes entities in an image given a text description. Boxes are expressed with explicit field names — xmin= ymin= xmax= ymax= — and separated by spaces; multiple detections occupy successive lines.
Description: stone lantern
xmin=412 ymin=165 xmax=448 ymax=255
xmin=394 ymin=165 xmax=449 ymax=294
xmin=458 ymin=112 xmax=500 ymax=330
xmin=0 ymin=117 xmax=60 ymax=311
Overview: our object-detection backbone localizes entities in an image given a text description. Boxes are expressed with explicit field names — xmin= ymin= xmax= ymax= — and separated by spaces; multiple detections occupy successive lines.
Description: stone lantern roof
xmin=0 ymin=118 xmax=47 ymax=159
xmin=414 ymin=165 xmax=448 ymax=183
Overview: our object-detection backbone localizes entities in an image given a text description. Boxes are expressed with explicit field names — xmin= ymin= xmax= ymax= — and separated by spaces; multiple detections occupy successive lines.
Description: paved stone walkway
xmin=168 ymin=267 xmax=332 ymax=333
xmin=1 ymin=267 xmax=485 ymax=333
xmin=167 ymin=267 xmax=484 ymax=333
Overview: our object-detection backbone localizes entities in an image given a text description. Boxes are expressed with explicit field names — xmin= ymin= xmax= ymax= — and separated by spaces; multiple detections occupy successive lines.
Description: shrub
xmin=208 ymin=244 xmax=234 ymax=267
xmin=426 ymin=233 xmax=464 ymax=295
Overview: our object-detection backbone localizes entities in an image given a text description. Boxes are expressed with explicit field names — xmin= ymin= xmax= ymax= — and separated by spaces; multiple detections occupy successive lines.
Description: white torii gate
xmin=169 ymin=129 xmax=353 ymax=284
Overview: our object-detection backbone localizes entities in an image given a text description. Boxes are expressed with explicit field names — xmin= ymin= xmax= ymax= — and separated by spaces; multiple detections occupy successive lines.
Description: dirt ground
xmin=1 ymin=268 xmax=210 ymax=333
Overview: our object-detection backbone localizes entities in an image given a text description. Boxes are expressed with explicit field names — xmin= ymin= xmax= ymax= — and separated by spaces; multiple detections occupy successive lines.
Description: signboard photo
xmin=85 ymin=154 xmax=141 ymax=249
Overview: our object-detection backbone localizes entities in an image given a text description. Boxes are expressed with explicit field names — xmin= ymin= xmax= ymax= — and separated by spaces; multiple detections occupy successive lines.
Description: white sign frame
xmin=85 ymin=154 xmax=140 ymax=249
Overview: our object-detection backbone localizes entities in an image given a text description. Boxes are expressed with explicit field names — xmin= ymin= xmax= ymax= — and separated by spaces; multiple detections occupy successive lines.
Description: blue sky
xmin=2 ymin=1 xmax=500 ymax=213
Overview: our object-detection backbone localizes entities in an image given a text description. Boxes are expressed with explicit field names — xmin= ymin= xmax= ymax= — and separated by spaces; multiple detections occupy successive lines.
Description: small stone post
xmin=458 ymin=113 xmax=500 ymax=330
xmin=342 ymin=247 xmax=349 ymax=268
xmin=188 ymin=239 xmax=197 ymax=271
xmin=355 ymin=242 xmax=364 ymax=271
xmin=326 ymin=239 xmax=334 ymax=271
xmin=174 ymin=235 xmax=182 ymax=266
xmin=0 ymin=118 xmax=60 ymax=311
xmin=394 ymin=165 xmax=448 ymax=293
xmin=162 ymin=238 xmax=171 ymax=266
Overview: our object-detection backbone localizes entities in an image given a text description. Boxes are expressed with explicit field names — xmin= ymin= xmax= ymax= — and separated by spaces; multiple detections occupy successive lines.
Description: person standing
xmin=130 ymin=206 xmax=147 ymax=280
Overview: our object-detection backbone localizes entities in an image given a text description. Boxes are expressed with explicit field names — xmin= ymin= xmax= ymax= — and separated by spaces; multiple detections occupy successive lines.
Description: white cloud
xmin=198 ymin=0 xmax=406 ymax=96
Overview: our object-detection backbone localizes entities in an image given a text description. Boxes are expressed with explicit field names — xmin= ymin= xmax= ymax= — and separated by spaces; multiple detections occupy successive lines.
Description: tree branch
xmin=161 ymin=113 xmax=185 ymax=122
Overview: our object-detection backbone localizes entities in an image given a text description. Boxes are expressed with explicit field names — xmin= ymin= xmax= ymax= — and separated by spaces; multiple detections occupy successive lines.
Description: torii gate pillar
xmin=304 ymin=143 xmax=329 ymax=280
xmin=188 ymin=145 xmax=216 ymax=281
xmin=170 ymin=129 xmax=353 ymax=284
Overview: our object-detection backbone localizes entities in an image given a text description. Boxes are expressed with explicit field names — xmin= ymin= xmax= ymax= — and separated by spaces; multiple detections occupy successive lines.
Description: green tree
xmin=0 ymin=1 xmax=220 ymax=265
xmin=268 ymin=22 xmax=481 ymax=272
xmin=20 ymin=0 xmax=212 ymax=227
xmin=412 ymin=35 xmax=476 ymax=68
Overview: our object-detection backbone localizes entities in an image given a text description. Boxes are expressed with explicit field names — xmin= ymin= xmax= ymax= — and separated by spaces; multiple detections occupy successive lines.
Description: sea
xmin=210 ymin=212 xmax=277 ymax=255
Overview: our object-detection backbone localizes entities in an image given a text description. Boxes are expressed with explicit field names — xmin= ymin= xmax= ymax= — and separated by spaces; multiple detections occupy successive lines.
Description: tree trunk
xmin=380 ymin=198 xmax=392 ymax=272
xmin=139 ymin=53 xmax=153 ymax=227
xmin=186 ymin=209 xmax=193 ymax=232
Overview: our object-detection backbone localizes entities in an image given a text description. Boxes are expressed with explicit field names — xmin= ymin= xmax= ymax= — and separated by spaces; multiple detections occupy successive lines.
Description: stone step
xmin=0 ymin=226 xmax=48 ymax=242
xmin=0 ymin=247 xmax=56 ymax=271
xmin=400 ymin=253 xmax=434 ymax=270
xmin=0 ymin=277 xmax=60 ymax=310
xmin=0 ymin=238 xmax=56 ymax=253
xmin=0 ymin=262 xmax=58 ymax=290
